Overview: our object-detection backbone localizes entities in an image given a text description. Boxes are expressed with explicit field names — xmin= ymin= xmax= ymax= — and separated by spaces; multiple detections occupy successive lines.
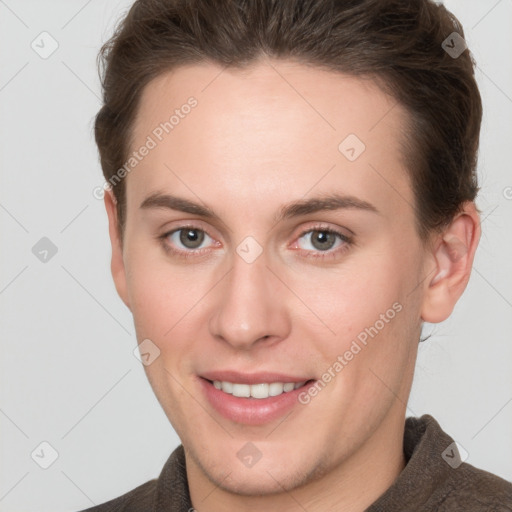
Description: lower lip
xmin=199 ymin=378 xmax=315 ymax=426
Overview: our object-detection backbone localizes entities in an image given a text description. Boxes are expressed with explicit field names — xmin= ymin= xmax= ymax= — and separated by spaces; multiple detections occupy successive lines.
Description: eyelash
xmin=157 ymin=223 xmax=353 ymax=261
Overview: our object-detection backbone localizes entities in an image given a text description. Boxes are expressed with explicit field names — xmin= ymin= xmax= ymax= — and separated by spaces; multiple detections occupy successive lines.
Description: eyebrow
xmin=140 ymin=191 xmax=380 ymax=223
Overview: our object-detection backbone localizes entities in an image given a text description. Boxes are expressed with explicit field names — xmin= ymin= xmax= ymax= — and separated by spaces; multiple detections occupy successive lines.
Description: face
xmin=108 ymin=60 xmax=434 ymax=496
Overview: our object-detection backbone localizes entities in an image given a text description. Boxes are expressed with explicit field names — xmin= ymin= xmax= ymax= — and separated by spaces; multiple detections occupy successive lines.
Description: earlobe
xmin=104 ymin=189 xmax=131 ymax=310
xmin=421 ymin=202 xmax=481 ymax=324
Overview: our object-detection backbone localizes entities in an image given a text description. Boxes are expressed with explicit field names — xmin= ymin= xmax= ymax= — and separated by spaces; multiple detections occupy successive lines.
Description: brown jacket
xmin=79 ymin=414 xmax=512 ymax=511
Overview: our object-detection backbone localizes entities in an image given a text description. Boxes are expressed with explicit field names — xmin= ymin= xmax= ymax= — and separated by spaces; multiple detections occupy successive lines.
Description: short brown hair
xmin=95 ymin=0 xmax=482 ymax=243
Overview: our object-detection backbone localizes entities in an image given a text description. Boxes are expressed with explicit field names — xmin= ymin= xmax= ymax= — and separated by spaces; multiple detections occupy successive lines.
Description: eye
xmin=173 ymin=227 xmax=209 ymax=249
xmin=159 ymin=225 xmax=217 ymax=257
xmin=294 ymin=225 xmax=352 ymax=258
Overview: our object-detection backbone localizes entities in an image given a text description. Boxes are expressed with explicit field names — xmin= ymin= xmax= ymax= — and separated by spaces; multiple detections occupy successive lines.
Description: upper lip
xmin=200 ymin=370 xmax=314 ymax=384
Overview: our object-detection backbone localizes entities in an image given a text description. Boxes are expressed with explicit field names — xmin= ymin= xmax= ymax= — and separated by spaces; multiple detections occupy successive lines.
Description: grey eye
xmin=298 ymin=230 xmax=340 ymax=252
xmin=169 ymin=228 xmax=209 ymax=249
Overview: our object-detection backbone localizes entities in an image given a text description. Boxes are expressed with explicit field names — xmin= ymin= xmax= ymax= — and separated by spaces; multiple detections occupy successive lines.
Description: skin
xmin=104 ymin=58 xmax=480 ymax=511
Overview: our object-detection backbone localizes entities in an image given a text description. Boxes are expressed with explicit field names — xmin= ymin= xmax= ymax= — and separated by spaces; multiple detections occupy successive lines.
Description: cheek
xmin=124 ymin=249 xmax=219 ymax=365
xmin=293 ymin=249 xmax=419 ymax=400
xmin=124 ymin=248 xmax=183 ymax=339
xmin=294 ymin=257 xmax=407 ymax=341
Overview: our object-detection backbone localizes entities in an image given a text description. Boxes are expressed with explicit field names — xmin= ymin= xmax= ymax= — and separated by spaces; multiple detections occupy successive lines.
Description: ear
xmin=104 ymin=188 xmax=131 ymax=310
xmin=420 ymin=201 xmax=481 ymax=323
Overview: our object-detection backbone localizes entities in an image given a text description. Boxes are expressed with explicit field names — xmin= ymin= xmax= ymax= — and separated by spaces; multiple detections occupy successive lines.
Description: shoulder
xmin=77 ymin=478 xmax=158 ymax=512
xmin=440 ymin=461 xmax=512 ymax=511
xmin=408 ymin=414 xmax=512 ymax=510
xmin=367 ymin=414 xmax=512 ymax=511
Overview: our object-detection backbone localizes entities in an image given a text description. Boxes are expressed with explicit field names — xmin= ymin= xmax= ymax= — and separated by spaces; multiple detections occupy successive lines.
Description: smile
xmin=199 ymin=375 xmax=316 ymax=425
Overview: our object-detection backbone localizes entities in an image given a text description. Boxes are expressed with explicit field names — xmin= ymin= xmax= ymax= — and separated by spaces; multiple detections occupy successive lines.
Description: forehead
xmin=128 ymin=59 xmax=414 ymax=223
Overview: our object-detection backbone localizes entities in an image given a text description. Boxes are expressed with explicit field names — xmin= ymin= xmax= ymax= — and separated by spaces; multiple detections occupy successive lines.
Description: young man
xmin=83 ymin=0 xmax=512 ymax=510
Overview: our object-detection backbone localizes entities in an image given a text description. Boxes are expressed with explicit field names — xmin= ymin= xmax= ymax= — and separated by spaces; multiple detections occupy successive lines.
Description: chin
xmin=190 ymin=444 xmax=326 ymax=497
xmin=212 ymin=465 xmax=309 ymax=496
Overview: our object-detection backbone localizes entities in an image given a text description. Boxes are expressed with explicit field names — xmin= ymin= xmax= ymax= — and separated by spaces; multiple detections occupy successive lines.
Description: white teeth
xmin=250 ymin=383 xmax=269 ymax=399
xmin=269 ymin=382 xmax=284 ymax=396
xmin=283 ymin=382 xmax=295 ymax=392
xmin=212 ymin=380 xmax=308 ymax=399
xmin=232 ymin=383 xmax=250 ymax=398
xmin=221 ymin=381 xmax=233 ymax=393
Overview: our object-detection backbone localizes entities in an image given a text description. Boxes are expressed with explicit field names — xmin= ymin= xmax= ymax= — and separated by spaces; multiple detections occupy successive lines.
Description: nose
xmin=208 ymin=247 xmax=291 ymax=351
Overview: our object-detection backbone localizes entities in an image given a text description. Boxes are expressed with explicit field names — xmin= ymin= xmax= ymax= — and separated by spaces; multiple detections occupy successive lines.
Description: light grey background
xmin=0 ymin=1 xmax=511 ymax=511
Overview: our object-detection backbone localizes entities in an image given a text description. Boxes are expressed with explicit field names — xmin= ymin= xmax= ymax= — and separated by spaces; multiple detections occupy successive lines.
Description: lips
xmin=198 ymin=371 xmax=316 ymax=425
xmin=200 ymin=370 xmax=313 ymax=385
